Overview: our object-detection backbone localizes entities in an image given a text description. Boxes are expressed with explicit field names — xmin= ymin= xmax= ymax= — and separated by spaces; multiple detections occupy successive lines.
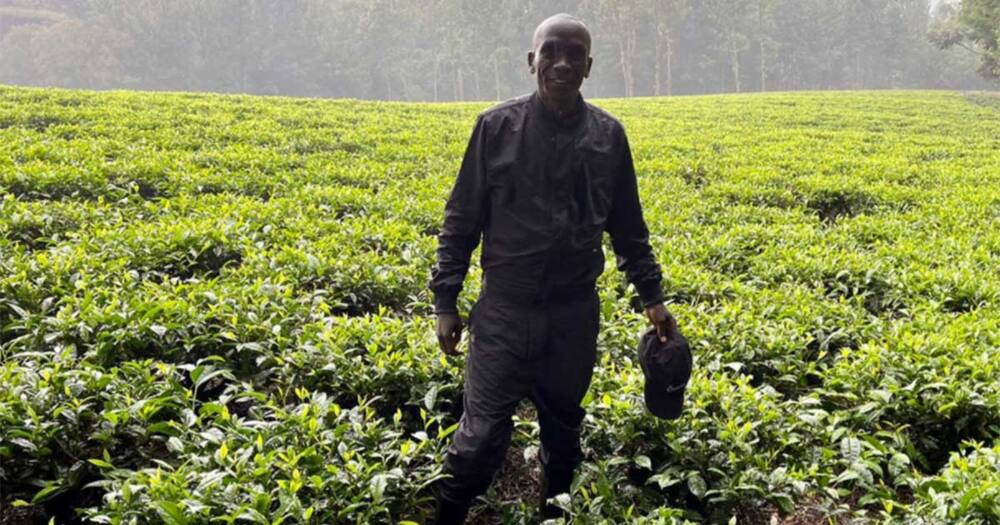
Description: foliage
xmin=929 ymin=0 xmax=1000 ymax=82
xmin=1 ymin=85 xmax=999 ymax=523
xmin=901 ymin=442 xmax=1000 ymax=524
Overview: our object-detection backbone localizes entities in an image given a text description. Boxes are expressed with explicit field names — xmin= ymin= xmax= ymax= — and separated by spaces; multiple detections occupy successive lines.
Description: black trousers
xmin=437 ymin=289 xmax=601 ymax=503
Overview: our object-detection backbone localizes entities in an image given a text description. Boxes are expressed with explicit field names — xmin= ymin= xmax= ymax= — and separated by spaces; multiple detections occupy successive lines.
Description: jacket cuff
xmin=635 ymin=279 xmax=665 ymax=308
xmin=433 ymin=293 xmax=459 ymax=315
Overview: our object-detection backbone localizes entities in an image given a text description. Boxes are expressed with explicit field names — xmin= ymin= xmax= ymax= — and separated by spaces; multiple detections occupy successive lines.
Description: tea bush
xmin=1 ymin=85 xmax=998 ymax=524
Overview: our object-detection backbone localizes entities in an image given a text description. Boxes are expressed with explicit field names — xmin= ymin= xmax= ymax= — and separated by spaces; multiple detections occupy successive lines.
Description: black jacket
xmin=430 ymin=92 xmax=663 ymax=313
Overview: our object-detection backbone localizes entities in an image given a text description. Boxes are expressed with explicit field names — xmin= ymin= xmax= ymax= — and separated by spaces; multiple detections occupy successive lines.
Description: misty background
xmin=0 ymin=0 xmax=995 ymax=101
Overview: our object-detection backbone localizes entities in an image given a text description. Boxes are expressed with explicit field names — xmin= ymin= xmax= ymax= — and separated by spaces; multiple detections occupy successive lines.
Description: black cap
xmin=637 ymin=326 xmax=692 ymax=420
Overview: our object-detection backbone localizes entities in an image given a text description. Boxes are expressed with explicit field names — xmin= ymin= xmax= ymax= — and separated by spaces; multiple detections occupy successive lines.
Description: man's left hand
xmin=645 ymin=303 xmax=677 ymax=343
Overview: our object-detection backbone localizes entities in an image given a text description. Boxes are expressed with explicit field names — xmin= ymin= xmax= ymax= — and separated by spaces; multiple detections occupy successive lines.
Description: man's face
xmin=528 ymin=20 xmax=592 ymax=107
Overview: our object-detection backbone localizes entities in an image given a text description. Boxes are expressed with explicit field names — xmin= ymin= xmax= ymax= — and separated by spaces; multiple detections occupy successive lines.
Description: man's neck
xmin=538 ymin=92 xmax=581 ymax=119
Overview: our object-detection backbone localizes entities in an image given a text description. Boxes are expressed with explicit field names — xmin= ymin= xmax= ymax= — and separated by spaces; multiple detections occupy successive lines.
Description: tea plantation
xmin=1 ymin=86 xmax=998 ymax=524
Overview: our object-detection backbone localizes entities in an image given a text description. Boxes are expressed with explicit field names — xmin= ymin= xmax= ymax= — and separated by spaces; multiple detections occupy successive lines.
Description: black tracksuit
xmin=430 ymin=92 xmax=663 ymax=503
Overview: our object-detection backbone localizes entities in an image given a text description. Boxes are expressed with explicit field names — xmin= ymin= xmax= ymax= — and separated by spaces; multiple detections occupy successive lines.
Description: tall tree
xmin=652 ymin=0 xmax=689 ymax=96
xmin=592 ymin=0 xmax=645 ymax=97
xmin=929 ymin=0 xmax=1000 ymax=81
xmin=752 ymin=0 xmax=777 ymax=91
xmin=703 ymin=0 xmax=753 ymax=92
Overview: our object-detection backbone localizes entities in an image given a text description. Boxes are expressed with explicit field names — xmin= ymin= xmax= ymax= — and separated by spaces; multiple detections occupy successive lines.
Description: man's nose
xmin=552 ymin=55 xmax=572 ymax=72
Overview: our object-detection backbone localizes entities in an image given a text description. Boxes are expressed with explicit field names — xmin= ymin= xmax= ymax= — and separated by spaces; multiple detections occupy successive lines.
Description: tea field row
xmin=1 ymin=86 xmax=998 ymax=523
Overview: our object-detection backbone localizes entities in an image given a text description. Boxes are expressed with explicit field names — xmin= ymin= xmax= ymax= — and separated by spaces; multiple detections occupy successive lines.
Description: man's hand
xmin=645 ymin=303 xmax=677 ymax=343
xmin=436 ymin=313 xmax=464 ymax=356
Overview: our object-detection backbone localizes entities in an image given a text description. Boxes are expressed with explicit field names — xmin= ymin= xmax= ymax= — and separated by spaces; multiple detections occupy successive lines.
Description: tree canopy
xmin=930 ymin=0 xmax=1000 ymax=81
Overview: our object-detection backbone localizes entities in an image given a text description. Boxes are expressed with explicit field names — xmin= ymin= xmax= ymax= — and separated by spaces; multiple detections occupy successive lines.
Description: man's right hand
xmin=436 ymin=313 xmax=464 ymax=356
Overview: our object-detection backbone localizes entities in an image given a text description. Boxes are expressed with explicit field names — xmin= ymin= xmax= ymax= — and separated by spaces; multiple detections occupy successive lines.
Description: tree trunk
xmin=627 ymin=27 xmax=636 ymax=96
xmin=652 ymin=2 xmax=661 ymax=96
xmin=653 ymin=36 xmax=660 ymax=97
xmin=855 ymin=49 xmax=862 ymax=89
xmin=618 ymin=25 xmax=637 ymax=97
xmin=400 ymin=70 xmax=411 ymax=101
xmin=731 ymin=46 xmax=741 ymax=92
xmin=493 ymin=53 xmax=501 ymax=100
xmin=654 ymin=25 xmax=662 ymax=96
xmin=618 ymin=39 xmax=629 ymax=96
xmin=760 ymin=39 xmax=766 ymax=92
xmin=433 ymin=56 xmax=440 ymax=102
xmin=666 ymin=32 xmax=673 ymax=96
xmin=756 ymin=0 xmax=767 ymax=92
xmin=238 ymin=5 xmax=247 ymax=93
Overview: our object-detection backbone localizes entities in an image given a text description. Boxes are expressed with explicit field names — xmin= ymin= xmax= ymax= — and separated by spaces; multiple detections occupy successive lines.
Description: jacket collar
xmin=530 ymin=91 xmax=587 ymax=135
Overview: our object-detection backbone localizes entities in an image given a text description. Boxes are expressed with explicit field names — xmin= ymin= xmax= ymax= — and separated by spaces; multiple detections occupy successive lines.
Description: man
xmin=429 ymin=13 xmax=675 ymax=523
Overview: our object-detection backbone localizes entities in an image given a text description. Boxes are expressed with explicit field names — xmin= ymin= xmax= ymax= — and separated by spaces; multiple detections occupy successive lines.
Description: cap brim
xmin=645 ymin=383 xmax=685 ymax=420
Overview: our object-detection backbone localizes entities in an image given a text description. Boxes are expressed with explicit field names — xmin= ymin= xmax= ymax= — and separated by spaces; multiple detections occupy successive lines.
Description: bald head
xmin=532 ymin=13 xmax=591 ymax=51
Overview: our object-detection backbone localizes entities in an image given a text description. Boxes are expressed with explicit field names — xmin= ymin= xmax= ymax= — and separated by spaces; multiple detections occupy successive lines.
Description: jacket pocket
xmin=577 ymin=153 xmax=615 ymax=225
xmin=486 ymin=160 xmax=519 ymax=207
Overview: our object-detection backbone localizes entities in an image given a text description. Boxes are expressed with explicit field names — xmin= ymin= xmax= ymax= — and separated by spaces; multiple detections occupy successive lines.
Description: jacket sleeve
xmin=429 ymin=115 xmax=489 ymax=314
xmin=605 ymin=128 xmax=664 ymax=308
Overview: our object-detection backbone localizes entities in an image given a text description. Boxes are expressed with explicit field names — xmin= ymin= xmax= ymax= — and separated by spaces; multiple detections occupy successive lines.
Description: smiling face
xmin=528 ymin=15 xmax=593 ymax=113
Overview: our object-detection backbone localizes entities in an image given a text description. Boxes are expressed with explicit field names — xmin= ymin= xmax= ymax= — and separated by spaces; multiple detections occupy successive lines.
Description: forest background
xmin=1 ymin=0 xmax=997 ymax=101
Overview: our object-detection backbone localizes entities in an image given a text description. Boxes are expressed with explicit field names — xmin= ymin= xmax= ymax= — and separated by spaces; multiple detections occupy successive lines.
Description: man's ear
xmin=584 ymin=56 xmax=593 ymax=78
xmin=527 ymin=51 xmax=535 ymax=73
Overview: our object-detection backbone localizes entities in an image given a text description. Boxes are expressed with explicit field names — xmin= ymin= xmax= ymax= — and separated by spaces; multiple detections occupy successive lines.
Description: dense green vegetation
xmin=1 ymin=85 xmax=998 ymax=524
